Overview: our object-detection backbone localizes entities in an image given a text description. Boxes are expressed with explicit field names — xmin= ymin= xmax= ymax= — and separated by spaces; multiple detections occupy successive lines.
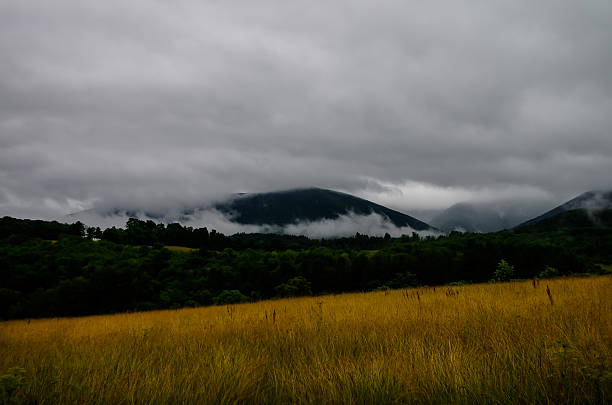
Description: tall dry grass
xmin=1 ymin=276 xmax=611 ymax=404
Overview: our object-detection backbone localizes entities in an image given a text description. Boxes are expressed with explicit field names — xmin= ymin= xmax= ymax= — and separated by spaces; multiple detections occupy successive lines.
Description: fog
xmin=66 ymin=209 xmax=440 ymax=239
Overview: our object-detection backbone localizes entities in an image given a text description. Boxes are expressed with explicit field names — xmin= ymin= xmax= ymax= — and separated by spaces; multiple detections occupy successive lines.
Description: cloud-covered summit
xmin=65 ymin=188 xmax=439 ymax=238
xmin=1 ymin=0 xmax=611 ymax=220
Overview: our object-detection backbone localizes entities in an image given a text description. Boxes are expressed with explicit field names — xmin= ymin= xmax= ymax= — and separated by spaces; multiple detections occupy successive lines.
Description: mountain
xmin=63 ymin=188 xmax=435 ymax=234
xmin=517 ymin=190 xmax=612 ymax=228
xmin=213 ymin=188 xmax=433 ymax=230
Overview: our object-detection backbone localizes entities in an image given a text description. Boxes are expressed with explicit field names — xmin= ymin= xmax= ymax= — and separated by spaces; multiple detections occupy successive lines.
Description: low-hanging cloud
xmin=1 ymin=0 xmax=612 ymax=220
xmin=66 ymin=208 xmax=440 ymax=239
xmin=281 ymin=212 xmax=440 ymax=239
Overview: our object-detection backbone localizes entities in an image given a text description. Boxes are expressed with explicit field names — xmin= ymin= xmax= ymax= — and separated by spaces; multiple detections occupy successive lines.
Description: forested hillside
xmin=1 ymin=214 xmax=611 ymax=319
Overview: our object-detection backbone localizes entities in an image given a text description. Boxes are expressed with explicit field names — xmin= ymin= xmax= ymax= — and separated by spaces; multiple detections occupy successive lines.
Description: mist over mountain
xmin=429 ymin=200 xmax=551 ymax=233
xmin=63 ymin=188 xmax=612 ymax=237
xmin=214 ymin=188 xmax=431 ymax=229
xmin=518 ymin=190 xmax=612 ymax=228
xmin=64 ymin=188 xmax=436 ymax=238
xmin=424 ymin=191 xmax=612 ymax=233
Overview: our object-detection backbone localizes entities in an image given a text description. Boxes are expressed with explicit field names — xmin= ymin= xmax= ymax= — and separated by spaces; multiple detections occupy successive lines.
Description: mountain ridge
xmin=212 ymin=187 xmax=433 ymax=230
xmin=517 ymin=190 xmax=612 ymax=228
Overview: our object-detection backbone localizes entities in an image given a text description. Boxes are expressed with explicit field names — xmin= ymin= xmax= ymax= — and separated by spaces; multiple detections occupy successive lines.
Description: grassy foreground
xmin=1 ymin=277 xmax=611 ymax=404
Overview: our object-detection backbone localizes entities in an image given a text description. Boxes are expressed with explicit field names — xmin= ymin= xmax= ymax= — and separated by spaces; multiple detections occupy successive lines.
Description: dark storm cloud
xmin=1 ymin=0 xmax=611 ymax=219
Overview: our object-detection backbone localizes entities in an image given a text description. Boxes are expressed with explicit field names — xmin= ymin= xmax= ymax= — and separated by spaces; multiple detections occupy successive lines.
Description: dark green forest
xmin=1 ymin=210 xmax=611 ymax=319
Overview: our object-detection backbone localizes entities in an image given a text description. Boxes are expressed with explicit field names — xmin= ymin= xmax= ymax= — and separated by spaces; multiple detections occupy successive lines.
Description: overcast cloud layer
xmin=1 ymin=0 xmax=612 ymax=221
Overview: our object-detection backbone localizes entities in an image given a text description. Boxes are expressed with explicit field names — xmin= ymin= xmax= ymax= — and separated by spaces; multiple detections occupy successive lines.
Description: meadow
xmin=1 ymin=276 xmax=610 ymax=404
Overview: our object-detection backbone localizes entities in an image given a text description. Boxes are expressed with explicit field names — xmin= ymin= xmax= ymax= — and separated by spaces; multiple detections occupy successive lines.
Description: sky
xmin=1 ymin=0 xmax=612 ymax=222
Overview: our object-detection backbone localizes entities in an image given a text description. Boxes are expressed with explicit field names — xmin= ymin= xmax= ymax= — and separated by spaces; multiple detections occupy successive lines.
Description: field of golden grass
xmin=1 ymin=276 xmax=610 ymax=404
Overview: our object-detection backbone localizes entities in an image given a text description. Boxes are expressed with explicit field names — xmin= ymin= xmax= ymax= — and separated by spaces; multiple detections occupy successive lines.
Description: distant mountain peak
xmin=213 ymin=188 xmax=434 ymax=230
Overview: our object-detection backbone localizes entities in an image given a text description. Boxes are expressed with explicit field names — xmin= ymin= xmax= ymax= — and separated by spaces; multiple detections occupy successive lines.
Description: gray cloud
xmin=1 ymin=0 xmax=611 ymax=221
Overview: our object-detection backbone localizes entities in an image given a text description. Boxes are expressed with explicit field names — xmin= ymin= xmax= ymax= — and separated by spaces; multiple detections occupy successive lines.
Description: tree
xmin=539 ymin=266 xmax=559 ymax=279
xmin=86 ymin=227 xmax=97 ymax=240
xmin=68 ymin=221 xmax=85 ymax=238
xmin=274 ymin=276 xmax=312 ymax=297
xmin=213 ymin=290 xmax=249 ymax=305
xmin=492 ymin=259 xmax=515 ymax=282
xmin=388 ymin=271 xmax=418 ymax=288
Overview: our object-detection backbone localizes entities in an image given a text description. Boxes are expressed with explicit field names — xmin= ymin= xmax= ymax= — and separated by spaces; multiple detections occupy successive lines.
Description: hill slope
xmin=516 ymin=208 xmax=612 ymax=232
xmin=214 ymin=188 xmax=433 ymax=230
xmin=517 ymin=190 xmax=612 ymax=228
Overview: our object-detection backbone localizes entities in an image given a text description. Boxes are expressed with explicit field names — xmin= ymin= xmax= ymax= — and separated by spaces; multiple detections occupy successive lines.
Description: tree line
xmin=1 ymin=214 xmax=610 ymax=319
